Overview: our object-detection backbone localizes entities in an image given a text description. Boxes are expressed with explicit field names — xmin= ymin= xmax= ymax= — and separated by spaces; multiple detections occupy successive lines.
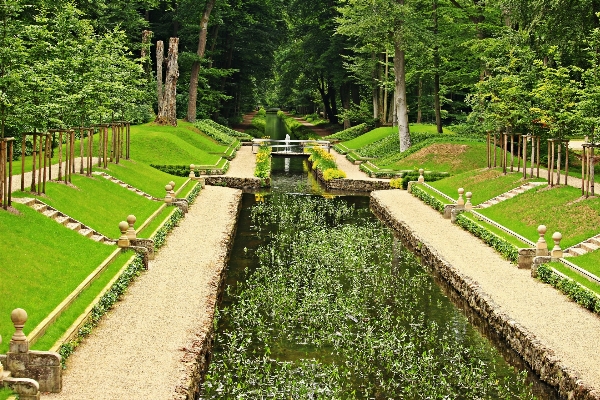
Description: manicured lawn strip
xmin=341 ymin=126 xmax=396 ymax=150
xmin=13 ymin=175 xmax=161 ymax=237
xmin=430 ymin=169 xmax=544 ymax=205
xmin=410 ymin=124 xmax=456 ymax=135
xmin=382 ymin=141 xmax=488 ymax=174
xmin=548 ymin=261 xmax=600 ymax=294
xmin=478 ymin=185 xmax=600 ymax=249
xmin=30 ymin=251 xmax=133 ymax=351
xmin=0 ymin=203 xmax=115 ymax=354
xmin=460 ymin=212 xmax=531 ymax=248
xmin=129 ymin=122 xmax=222 ymax=165
xmin=96 ymin=159 xmax=188 ymax=198
xmin=563 ymin=251 xmax=600 ymax=278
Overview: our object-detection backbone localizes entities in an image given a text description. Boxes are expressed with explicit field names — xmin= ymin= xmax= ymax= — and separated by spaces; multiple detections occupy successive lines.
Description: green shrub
xmin=410 ymin=184 xmax=446 ymax=213
xmin=455 ymin=214 xmax=518 ymax=262
xmin=537 ymin=265 xmax=600 ymax=313
xmin=326 ymin=123 xmax=368 ymax=141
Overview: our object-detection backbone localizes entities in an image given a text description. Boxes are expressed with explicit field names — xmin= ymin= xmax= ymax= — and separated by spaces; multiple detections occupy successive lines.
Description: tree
xmin=156 ymin=38 xmax=179 ymax=126
xmin=185 ymin=0 xmax=215 ymax=122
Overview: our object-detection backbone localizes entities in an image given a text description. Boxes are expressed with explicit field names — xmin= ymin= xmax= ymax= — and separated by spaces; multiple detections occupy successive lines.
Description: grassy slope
xmin=385 ymin=141 xmax=488 ymax=173
xmin=0 ymin=203 xmax=116 ymax=353
xmin=342 ymin=127 xmax=396 ymax=149
xmin=430 ymin=169 xmax=545 ymax=205
xmin=129 ymin=121 xmax=224 ymax=165
xmin=2 ymin=121 xmax=217 ymax=353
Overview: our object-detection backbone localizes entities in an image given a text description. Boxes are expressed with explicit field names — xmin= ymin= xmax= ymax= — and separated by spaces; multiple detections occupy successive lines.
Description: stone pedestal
xmin=518 ymin=248 xmax=536 ymax=269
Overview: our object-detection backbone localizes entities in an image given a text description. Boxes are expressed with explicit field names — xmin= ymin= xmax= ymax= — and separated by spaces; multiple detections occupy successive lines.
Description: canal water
xmin=199 ymin=114 xmax=559 ymax=398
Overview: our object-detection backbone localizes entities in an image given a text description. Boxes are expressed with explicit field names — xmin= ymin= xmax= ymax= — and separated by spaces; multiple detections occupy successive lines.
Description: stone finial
xmin=118 ymin=221 xmax=130 ymax=248
xmin=11 ymin=309 xmax=27 ymax=342
xmin=189 ymin=164 xmax=196 ymax=178
xmin=165 ymin=184 xmax=173 ymax=204
xmin=551 ymin=232 xmax=563 ymax=258
xmin=465 ymin=192 xmax=473 ymax=211
xmin=536 ymin=225 xmax=549 ymax=256
xmin=456 ymin=188 xmax=465 ymax=208
xmin=169 ymin=181 xmax=176 ymax=197
xmin=10 ymin=308 xmax=29 ymax=353
xmin=126 ymin=215 xmax=137 ymax=240
xmin=418 ymin=168 xmax=424 ymax=183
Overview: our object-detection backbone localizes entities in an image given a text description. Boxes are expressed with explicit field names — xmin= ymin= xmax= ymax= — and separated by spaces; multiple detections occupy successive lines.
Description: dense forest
xmin=2 ymin=0 xmax=600 ymax=148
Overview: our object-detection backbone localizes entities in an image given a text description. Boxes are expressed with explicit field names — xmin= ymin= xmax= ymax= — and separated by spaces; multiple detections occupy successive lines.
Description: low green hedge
xmin=410 ymin=184 xmax=445 ymax=213
xmin=537 ymin=265 xmax=600 ymax=313
xmin=455 ymin=214 xmax=518 ymax=262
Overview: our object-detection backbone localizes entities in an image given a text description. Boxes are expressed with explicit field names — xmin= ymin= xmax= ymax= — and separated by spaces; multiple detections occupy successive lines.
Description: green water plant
xmin=203 ymin=195 xmax=535 ymax=399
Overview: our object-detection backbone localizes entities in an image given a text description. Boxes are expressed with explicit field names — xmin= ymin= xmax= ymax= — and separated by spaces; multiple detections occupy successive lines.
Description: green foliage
xmin=254 ymin=145 xmax=272 ymax=184
xmin=197 ymin=119 xmax=253 ymax=141
xmin=307 ymin=146 xmax=338 ymax=171
xmin=537 ymin=265 xmax=600 ymax=314
xmin=322 ymin=168 xmax=346 ymax=181
xmin=193 ymin=120 xmax=243 ymax=146
xmin=278 ymin=111 xmax=321 ymax=140
xmin=410 ymin=184 xmax=446 ymax=213
xmin=326 ymin=123 xmax=368 ymax=141
xmin=203 ymin=195 xmax=534 ymax=398
xmin=455 ymin=214 xmax=519 ymax=262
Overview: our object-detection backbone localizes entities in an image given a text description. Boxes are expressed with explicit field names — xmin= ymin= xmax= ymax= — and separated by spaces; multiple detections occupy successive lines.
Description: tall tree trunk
xmin=433 ymin=0 xmax=443 ymax=133
xmin=416 ymin=78 xmax=422 ymax=124
xmin=186 ymin=0 xmax=216 ymax=123
xmin=340 ymin=82 xmax=351 ymax=129
xmin=382 ymin=50 xmax=389 ymax=125
xmin=156 ymin=38 xmax=179 ymax=126
xmin=141 ymin=30 xmax=153 ymax=81
xmin=372 ymin=52 xmax=378 ymax=120
xmin=394 ymin=39 xmax=410 ymax=152
xmin=156 ymin=40 xmax=164 ymax=118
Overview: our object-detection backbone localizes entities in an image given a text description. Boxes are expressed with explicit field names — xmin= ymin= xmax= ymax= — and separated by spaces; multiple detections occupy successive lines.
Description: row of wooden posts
xmin=0 ymin=122 xmax=131 ymax=210
xmin=487 ymin=132 xmax=599 ymax=198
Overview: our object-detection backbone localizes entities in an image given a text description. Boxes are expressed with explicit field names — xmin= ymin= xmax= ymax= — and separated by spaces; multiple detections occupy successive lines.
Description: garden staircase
xmin=12 ymin=197 xmax=116 ymax=245
xmin=93 ymin=172 xmax=160 ymax=201
xmin=564 ymin=236 xmax=600 ymax=257
xmin=477 ymin=182 xmax=545 ymax=209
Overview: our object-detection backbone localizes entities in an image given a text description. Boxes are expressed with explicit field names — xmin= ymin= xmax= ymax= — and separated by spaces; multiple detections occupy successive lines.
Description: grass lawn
xmin=562 ymin=251 xmax=600 ymax=279
xmin=129 ymin=121 xmax=224 ymax=165
xmin=478 ymin=185 xmax=600 ymax=249
xmin=96 ymin=159 xmax=188 ymax=198
xmin=12 ymin=174 xmax=161 ymax=237
xmin=0 ymin=203 xmax=116 ymax=353
xmin=429 ymin=168 xmax=545 ymax=205
xmin=548 ymin=260 xmax=600 ymax=293
xmin=340 ymin=126 xmax=396 ymax=150
xmin=382 ymin=141 xmax=488 ymax=174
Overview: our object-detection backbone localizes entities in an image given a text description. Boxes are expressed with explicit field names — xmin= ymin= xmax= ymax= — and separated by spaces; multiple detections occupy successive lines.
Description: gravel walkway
xmin=225 ymin=145 xmax=255 ymax=178
xmin=45 ymin=185 xmax=242 ymax=399
xmin=372 ymin=189 xmax=600 ymax=393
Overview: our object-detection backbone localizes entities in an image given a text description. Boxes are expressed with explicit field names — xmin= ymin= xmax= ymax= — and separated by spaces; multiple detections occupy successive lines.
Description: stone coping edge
xmin=369 ymin=191 xmax=600 ymax=400
xmin=173 ymin=189 xmax=243 ymax=400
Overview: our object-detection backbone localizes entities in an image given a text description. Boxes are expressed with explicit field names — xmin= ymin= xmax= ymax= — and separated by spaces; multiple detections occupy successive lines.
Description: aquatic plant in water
xmin=202 ymin=194 xmax=534 ymax=399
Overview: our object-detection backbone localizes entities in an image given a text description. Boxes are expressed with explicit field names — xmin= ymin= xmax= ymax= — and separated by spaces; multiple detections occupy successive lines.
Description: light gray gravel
xmin=372 ymin=189 xmax=600 ymax=393
xmin=45 ymin=185 xmax=241 ymax=399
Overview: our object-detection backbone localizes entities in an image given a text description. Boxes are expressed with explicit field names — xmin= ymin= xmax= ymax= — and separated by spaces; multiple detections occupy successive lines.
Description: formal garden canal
xmin=199 ymin=114 xmax=559 ymax=398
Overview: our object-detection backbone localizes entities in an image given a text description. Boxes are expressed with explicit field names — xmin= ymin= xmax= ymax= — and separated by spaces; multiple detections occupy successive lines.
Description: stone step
xmin=55 ymin=215 xmax=70 ymax=225
xmin=581 ymin=242 xmax=600 ymax=253
xmin=589 ymin=236 xmax=600 ymax=247
xmin=78 ymin=228 xmax=94 ymax=238
xmin=65 ymin=221 xmax=81 ymax=231
xmin=504 ymin=192 xmax=517 ymax=198
xmin=567 ymin=247 xmax=587 ymax=257
xmin=32 ymin=203 xmax=47 ymax=213
xmin=91 ymin=234 xmax=105 ymax=243
xmin=42 ymin=209 xmax=60 ymax=219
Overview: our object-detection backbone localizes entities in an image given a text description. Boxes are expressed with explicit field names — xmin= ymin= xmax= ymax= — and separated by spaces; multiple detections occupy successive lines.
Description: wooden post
xmin=487 ymin=131 xmax=490 ymax=168
xmin=37 ymin=133 xmax=43 ymax=194
xmin=20 ymin=136 xmax=25 ymax=191
xmin=550 ymin=140 xmax=555 ymax=187
xmin=8 ymin=139 xmax=13 ymax=207
xmin=582 ymin=145 xmax=586 ymax=197
xmin=517 ymin=134 xmax=521 ymax=172
xmin=1 ymin=140 xmax=5 ymax=208
xmin=126 ymin=122 xmax=130 ymax=160
xmin=510 ymin=134 xmax=514 ymax=172
xmin=565 ymin=140 xmax=569 ymax=186
xmin=493 ymin=133 xmax=497 ymax=167
xmin=530 ymin=136 xmax=535 ymax=178
xmin=547 ymin=140 xmax=551 ymax=184
xmin=43 ymin=134 xmax=49 ymax=194
xmin=522 ymin=136 xmax=528 ymax=179
xmin=103 ymin=125 xmax=108 ymax=168
xmin=537 ymin=136 xmax=540 ymax=178
xmin=31 ymin=133 xmax=37 ymax=192
xmin=70 ymin=129 xmax=75 ymax=177
xmin=58 ymin=131 xmax=63 ymax=181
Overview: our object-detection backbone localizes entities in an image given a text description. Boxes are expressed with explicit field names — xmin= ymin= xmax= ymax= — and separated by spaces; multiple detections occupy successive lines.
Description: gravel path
xmin=45 ymin=185 xmax=241 ymax=399
xmin=372 ymin=189 xmax=600 ymax=393
xmin=225 ymin=145 xmax=255 ymax=178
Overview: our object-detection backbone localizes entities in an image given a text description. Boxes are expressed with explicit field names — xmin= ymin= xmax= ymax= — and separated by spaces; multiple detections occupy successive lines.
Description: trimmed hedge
xmin=455 ymin=214 xmax=518 ymax=262
xmin=537 ymin=265 xmax=600 ymax=313
xmin=410 ymin=184 xmax=445 ymax=213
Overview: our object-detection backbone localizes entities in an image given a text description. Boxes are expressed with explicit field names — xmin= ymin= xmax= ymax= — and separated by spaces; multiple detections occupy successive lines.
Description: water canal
xmin=199 ymin=114 xmax=559 ymax=399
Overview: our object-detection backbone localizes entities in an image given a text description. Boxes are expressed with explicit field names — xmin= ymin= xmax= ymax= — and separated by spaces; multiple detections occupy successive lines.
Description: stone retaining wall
xmin=310 ymin=162 xmax=392 ymax=192
xmin=176 ymin=191 xmax=242 ymax=400
xmin=370 ymin=194 xmax=600 ymax=400
xmin=204 ymin=176 xmax=267 ymax=189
